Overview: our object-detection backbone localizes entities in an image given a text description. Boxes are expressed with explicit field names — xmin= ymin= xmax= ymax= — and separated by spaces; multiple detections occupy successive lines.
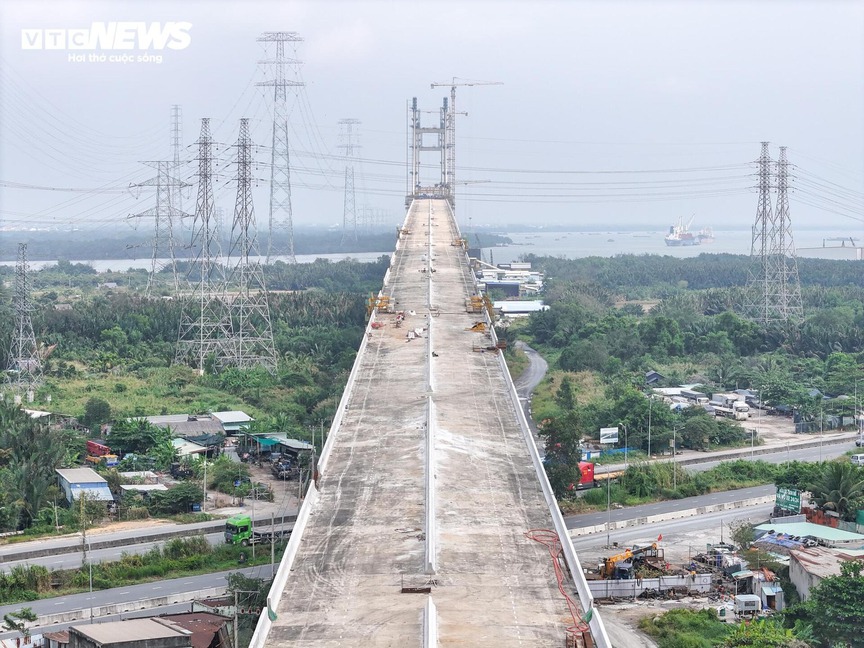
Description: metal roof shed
xmin=56 ymin=468 xmax=114 ymax=504
xmin=211 ymin=411 xmax=253 ymax=435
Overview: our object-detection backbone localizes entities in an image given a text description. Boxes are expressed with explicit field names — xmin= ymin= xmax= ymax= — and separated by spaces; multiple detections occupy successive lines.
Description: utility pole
xmin=257 ymin=32 xmax=304 ymax=264
xmin=647 ymin=395 xmax=653 ymax=459
xmin=233 ymin=588 xmax=262 ymax=648
xmin=175 ymin=118 xmax=233 ymax=374
xmin=338 ymin=118 xmax=361 ymax=245
xmin=224 ymin=118 xmax=278 ymax=374
xmin=234 ymin=591 xmax=239 ymax=648
xmin=605 ymin=465 xmax=612 ymax=549
xmin=429 ymin=78 xmax=502 ymax=208
xmin=4 ymin=243 xmax=41 ymax=399
xmin=202 ymin=456 xmax=208 ymax=513
xmin=672 ymin=426 xmax=680 ymax=490
xmin=251 ymin=486 xmax=256 ymax=559
xmin=129 ymin=161 xmax=192 ymax=296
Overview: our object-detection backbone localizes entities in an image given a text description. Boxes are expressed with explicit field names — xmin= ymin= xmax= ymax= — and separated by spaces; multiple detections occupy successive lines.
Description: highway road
xmin=0 ymin=567 xmax=256 ymax=620
xmin=564 ymin=484 xmax=774 ymax=529
xmin=688 ymin=440 xmax=857 ymax=472
xmin=1 ymin=532 xmax=228 ymax=572
xmin=0 ymin=566 xmax=267 ymax=640
xmin=570 ymin=503 xmax=776 ymax=554
xmin=0 ymin=509 xmax=296 ymax=565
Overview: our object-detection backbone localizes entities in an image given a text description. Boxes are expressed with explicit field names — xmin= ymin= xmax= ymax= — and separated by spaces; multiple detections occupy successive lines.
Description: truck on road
xmin=570 ymin=461 xmax=624 ymax=490
xmin=224 ymin=515 xmax=292 ymax=546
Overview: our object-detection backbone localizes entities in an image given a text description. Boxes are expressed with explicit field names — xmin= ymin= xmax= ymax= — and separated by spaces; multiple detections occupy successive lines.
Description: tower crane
xmin=429 ymin=78 xmax=502 ymax=207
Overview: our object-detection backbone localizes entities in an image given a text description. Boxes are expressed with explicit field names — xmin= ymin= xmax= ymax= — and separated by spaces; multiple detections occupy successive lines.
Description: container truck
xmin=570 ymin=461 xmax=624 ymax=490
xmin=224 ymin=514 xmax=292 ymax=546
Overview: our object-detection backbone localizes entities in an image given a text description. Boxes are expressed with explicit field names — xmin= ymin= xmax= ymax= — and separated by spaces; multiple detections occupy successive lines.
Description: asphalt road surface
xmin=564 ymin=484 xmax=774 ymax=529
xmin=0 ymin=518 xmax=225 ymax=563
xmin=0 ymin=566 xmax=264 ymax=626
xmin=570 ymin=503 xmax=775 ymax=554
xmin=512 ymin=340 xmax=548 ymax=398
xmin=0 ymin=510 xmax=295 ymax=565
xmin=512 ymin=340 xmax=547 ymax=447
xmin=689 ymin=440 xmax=856 ymax=472
xmin=1 ymin=532 xmax=229 ymax=572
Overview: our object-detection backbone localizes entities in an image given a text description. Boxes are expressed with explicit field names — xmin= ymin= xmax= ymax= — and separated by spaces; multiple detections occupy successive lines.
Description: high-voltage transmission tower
xmin=744 ymin=142 xmax=803 ymax=323
xmin=429 ymin=78 xmax=502 ymax=208
xmin=175 ymin=118 xmax=234 ymax=375
xmin=224 ymin=118 xmax=278 ymax=374
xmin=257 ymin=31 xmax=304 ymax=264
xmin=170 ymin=105 xmax=184 ymax=219
xmin=129 ymin=161 xmax=191 ymax=296
xmin=4 ymin=243 xmax=41 ymax=399
xmin=339 ymin=118 xmax=360 ymax=245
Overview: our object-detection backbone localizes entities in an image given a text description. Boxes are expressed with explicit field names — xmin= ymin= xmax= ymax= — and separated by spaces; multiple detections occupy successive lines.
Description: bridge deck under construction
xmin=263 ymin=199 xmax=581 ymax=646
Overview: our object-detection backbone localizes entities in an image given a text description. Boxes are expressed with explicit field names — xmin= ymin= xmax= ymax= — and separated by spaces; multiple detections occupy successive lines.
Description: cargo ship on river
xmin=664 ymin=216 xmax=700 ymax=246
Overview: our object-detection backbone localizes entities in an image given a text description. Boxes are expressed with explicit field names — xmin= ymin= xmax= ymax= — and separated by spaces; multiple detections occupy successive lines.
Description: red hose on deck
xmin=525 ymin=528 xmax=590 ymax=637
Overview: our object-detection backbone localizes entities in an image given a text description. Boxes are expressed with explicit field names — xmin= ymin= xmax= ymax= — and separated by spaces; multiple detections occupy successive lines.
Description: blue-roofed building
xmin=56 ymin=468 xmax=114 ymax=505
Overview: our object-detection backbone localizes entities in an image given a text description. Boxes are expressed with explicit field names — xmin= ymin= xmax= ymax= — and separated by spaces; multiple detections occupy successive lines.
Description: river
xmin=481 ymin=229 xmax=863 ymax=265
xmin=2 ymin=229 xmax=860 ymax=273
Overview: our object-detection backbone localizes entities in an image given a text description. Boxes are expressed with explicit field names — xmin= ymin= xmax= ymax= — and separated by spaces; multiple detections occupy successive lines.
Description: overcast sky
xmin=1 ymin=0 xmax=862 ymax=237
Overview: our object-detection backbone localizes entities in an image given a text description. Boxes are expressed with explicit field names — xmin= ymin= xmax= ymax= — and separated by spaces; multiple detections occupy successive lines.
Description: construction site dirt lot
xmin=744 ymin=409 xmax=855 ymax=449
xmin=575 ymin=508 xmax=768 ymax=647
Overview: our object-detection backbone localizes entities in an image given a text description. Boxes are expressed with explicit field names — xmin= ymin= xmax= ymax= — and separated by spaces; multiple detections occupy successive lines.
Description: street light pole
xmin=856 ymin=379 xmax=861 ymax=436
xmin=606 ymin=465 xmax=612 ymax=549
xmin=820 ymin=404 xmax=824 ymax=461
xmin=672 ymin=426 xmax=679 ymax=490
xmin=251 ymin=487 xmax=256 ymax=560
xmin=623 ymin=424 xmax=629 ymax=469
xmin=88 ymin=537 xmax=93 ymax=621
xmin=647 ymin=396 xmax=652 ymax=459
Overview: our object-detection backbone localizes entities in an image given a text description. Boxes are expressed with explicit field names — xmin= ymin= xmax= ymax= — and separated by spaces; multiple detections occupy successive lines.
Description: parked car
xmin=855 ymin=437 xmax=864 ymax=447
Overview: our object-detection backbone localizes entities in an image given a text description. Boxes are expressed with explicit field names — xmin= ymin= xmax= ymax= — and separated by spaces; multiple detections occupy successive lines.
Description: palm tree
xmin=810 ymin=462 xmax=864 ymax=521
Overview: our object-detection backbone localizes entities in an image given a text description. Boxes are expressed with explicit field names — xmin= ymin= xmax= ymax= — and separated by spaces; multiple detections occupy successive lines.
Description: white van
xmin=851 ymin=454 xmax=864 ymax=466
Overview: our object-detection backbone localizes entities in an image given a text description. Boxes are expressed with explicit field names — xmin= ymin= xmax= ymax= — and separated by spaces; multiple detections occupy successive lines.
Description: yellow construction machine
xmin=600 ymin=542 xmax=659 ymax=579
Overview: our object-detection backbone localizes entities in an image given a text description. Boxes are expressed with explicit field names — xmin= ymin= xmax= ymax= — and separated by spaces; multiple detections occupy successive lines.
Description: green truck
xmin=224 ymin=515 xmax=291 ymax=546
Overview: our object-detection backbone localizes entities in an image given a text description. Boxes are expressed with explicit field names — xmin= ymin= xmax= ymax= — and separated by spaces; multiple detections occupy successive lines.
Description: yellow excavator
xmin=601 ymin=542 xmax=659 ymax=579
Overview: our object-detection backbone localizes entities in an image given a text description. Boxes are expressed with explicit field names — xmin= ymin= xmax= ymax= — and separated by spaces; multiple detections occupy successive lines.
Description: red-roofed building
xmin=157 ymin=613 xmax=232 ymax=648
